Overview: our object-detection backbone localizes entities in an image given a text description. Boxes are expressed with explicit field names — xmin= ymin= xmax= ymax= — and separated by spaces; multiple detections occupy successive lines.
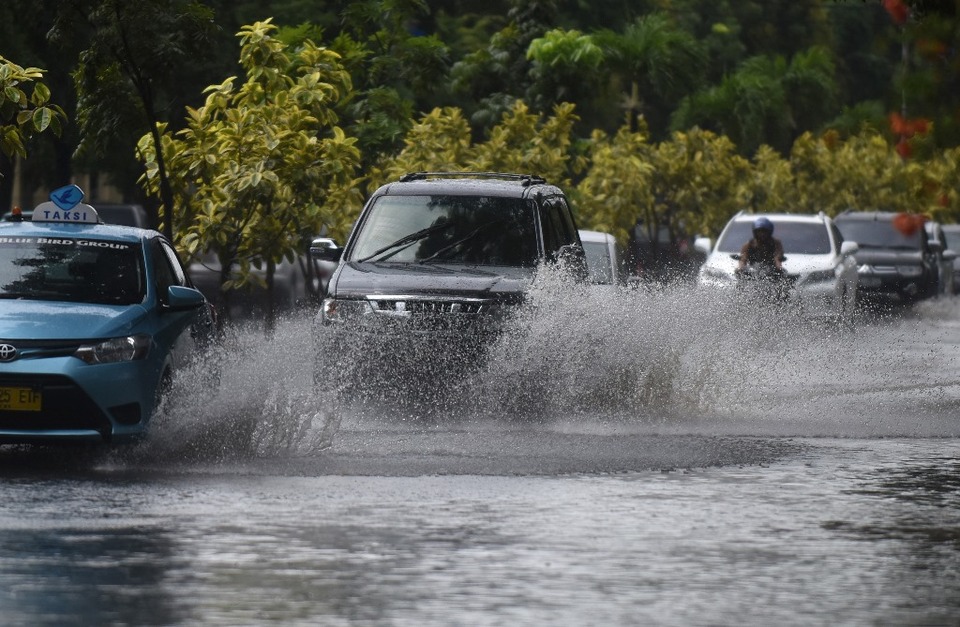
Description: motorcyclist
xmin=738 ymin=217 xmax=784 ymax=273
xmin=736 ymin=217 xmax=787 ymax=300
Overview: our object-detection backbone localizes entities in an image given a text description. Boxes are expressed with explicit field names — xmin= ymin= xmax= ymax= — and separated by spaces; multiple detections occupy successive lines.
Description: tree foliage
xmin=49 ymin=0 xmax=219 ymax=237
xmin=0 ymin=57 xmax=66 ymax=163
xmin=137 ymin=20 xmax=361 ymax=326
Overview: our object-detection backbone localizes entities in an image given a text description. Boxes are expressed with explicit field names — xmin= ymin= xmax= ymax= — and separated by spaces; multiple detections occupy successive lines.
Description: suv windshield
xmin=717 ymin=221 xmax=831 ymax=254
xmin=0 ymin=237 xmax=145 ymax=305
xmin=836 ymin=219 xmax=923 ymax=249
xmin=348 ymin=194 xmax=538 ymax=266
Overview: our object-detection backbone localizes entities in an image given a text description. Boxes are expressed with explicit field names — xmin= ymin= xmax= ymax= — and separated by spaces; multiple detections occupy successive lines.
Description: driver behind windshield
xmin=738 ymin=217 xmax=784 ymax=274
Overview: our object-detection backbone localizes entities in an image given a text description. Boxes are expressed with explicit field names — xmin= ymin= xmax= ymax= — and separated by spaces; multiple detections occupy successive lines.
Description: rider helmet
xmin=753 ymin=217 xmax=774 ymax=233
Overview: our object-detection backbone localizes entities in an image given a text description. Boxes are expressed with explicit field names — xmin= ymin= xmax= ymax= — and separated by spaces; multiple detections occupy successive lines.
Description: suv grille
xmin=369 ymin=297 xmax=490 ymax=316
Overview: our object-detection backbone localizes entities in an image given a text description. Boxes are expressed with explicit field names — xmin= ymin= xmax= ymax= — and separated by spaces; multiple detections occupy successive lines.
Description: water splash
xmin=127 ymin=272 xmax=960 ymax=463
xmin=128 ymin=313 xmax=337 ymax=463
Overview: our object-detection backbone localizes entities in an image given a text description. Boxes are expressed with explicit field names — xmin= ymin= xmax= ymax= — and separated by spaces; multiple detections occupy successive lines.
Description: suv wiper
xmin=357 ymin=222 xmax=457 ymax=262
xmin=417 ymin=219 xmax=505 ymax=263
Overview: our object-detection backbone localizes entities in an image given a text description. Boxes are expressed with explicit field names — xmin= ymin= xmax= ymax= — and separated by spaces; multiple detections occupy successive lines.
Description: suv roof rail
xmin=398 ymin=171 xmax=547 ymax=186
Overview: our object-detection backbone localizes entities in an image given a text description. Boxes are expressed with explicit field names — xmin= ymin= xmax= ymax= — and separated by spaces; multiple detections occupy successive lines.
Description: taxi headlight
xmin=896 ymin=265 xmax=923 ymax=277
xmin=321 ymin=297 xmax=373 ymax=323
xmin=75 ymin=334 xmax=151 ymax=364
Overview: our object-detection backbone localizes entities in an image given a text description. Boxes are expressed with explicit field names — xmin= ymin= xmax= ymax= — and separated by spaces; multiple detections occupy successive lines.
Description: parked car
xmin=941 ymin=224 xmax=960 ymax=294
xmin=694 ymin=211 xmax=859 ymax=319
xmin=925 ymin=220 xmax=957 ymax=295
xmin=311 ymin=171 xmax=586 ymax=400
xmin=578 ymin=229 xmax=626 ymax=286
xmin=91 ymin=202 xmax=151 ymax=228
xmin=0 ymin=186 xmax=215 ymax=444
xmin=834 ymin=211 xmax=942 ymax=303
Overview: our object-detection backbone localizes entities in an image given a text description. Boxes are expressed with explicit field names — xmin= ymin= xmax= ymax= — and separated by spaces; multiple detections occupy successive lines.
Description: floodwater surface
xmin=1 ymin=281 xmax=959 ymax=626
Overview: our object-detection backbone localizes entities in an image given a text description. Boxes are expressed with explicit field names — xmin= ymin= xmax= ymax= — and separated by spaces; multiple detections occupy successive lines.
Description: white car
xmin=694 ymin=212 xmax=860 ymax=318
xmin=924 ymin=220 xmax=957 ymax=296
xmin=578 ymin=229 xmax=625 ymax=286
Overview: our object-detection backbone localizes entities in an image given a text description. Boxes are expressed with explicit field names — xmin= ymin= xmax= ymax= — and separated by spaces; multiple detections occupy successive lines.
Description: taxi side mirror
xmin=166 ymin=285 xmax=206 ymax=310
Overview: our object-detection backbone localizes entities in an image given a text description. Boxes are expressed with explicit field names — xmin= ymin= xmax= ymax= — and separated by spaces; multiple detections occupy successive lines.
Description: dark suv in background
xmin=311 ymin=172 xmax=585 ymax=402
xmin=834 ymin=210 xmax=943 ymax=303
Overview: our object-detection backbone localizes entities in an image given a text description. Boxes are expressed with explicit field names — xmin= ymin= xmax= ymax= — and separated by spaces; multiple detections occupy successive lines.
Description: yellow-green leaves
xmin=136 ymin=22 xmax=360 ymax=325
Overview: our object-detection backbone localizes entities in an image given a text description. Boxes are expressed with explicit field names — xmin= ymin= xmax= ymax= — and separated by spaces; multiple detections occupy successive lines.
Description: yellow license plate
xmin=0 ymin=387 xmax=42 ymax=411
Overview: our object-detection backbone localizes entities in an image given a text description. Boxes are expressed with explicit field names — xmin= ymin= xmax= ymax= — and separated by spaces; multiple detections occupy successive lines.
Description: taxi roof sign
xmin=32 ymin=185 xmax=100 ymax=224
xmin=50 ymin=184 xmax=85 ymax=210
xmin=32 ymin=201 xmax=100 ymax=224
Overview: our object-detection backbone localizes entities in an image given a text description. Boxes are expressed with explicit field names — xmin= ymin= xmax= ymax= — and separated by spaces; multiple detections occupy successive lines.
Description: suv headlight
xmin=74 ymin=334 xmax=151 ymax=364
xmin=321 ymin=297 xmax=373 ymax=323
xmin=896 ymin=265 xmax=923 ymax=277
xmin=700 ymin=266 xmax=735 ymax=285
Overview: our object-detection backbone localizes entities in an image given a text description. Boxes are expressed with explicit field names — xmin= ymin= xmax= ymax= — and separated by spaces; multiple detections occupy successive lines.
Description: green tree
xmin=331 ymin=0 xmax=451 ymax=166
xmin=593 ymin=13 xmax=706 ymax=137
xmin=525 ymin=28 xmax=604 ymax=119
xmin=0 ymin=57 xmax=66 ymax=164
xmin=647 ymin=127 xmax=750 ymax=239
xmin=672 ymin=46 xmax=839 ymax=155
xmin=575 ymin=126 xmax=655 ymax=245
xmin=137 ymin=20 xmax=361 ymax=327
xmin=49 ymin=0 xmax=219 ymax=239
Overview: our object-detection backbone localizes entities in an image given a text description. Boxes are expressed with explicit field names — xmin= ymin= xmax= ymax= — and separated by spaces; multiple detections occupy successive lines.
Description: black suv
xmin=834 ymin=210 xmax=941 ymax=303
xmin=311 ymin=172 xmax=585 ymax=400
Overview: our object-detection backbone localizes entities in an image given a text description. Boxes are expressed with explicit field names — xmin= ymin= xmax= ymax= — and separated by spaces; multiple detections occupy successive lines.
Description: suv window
xmin=836 ymin=219 xmax=923 ymax=249
xmin=540 ymin=196 xmax=579 ymax=254
xmin=348 ymin=194 xmax=539 ymax=266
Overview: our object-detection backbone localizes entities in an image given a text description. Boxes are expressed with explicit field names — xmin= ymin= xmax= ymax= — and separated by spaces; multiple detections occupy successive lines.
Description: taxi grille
xmin=0 ymin=374 xmax=111 ymax=436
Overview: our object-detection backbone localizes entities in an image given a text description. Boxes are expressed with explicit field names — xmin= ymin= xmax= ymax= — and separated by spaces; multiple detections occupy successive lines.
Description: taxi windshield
xmin=0 ymin=237 xmax=145 ymax=305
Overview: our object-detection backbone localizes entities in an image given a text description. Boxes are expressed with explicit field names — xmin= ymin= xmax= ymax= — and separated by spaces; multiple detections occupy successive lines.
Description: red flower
xmin=884 ymin=0 xmax=909 ymax=25
xmin=889 ymin=112 xmax=909 ymax=135
xmin=895 ymin=137 xmax=912 ymax=159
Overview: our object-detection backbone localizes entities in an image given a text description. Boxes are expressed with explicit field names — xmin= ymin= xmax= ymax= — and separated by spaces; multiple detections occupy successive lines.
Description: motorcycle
xmin=735 ymin=264 xmax=792 ymax=304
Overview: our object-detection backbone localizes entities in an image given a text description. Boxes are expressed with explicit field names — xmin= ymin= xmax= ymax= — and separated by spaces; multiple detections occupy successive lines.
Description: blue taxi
xmin=0 ymin=186 xmax=215 ymax=444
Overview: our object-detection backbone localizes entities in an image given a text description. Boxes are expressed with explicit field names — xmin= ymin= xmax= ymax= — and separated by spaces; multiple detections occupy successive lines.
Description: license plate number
xmin=860 ymin=277 xmax=881 ymax=288
xmin=0 ymin=387 xmax=42 ymax=411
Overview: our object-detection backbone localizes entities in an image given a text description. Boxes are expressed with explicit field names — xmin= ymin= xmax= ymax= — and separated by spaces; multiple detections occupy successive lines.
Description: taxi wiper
xmin=358 ymin=222 xmax=457 ymax=262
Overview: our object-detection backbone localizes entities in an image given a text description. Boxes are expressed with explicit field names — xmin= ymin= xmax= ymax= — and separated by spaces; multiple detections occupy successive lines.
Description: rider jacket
xmin=740 ymin=237 xmax=784 ymax=268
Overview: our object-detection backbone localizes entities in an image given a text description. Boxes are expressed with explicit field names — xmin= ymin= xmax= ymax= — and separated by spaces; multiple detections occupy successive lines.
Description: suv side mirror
xmin=693 ymin=237 xmax=712 ymax=256
xmin=310 ymin=237 xmax=343 ymax=263
xmin=840 ymin=241 xmax=859 ymax=256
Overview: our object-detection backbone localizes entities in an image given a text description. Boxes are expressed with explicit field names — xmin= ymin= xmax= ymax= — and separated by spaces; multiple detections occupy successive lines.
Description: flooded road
xmin=1 ymin=285 xmax=960 ymax=626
